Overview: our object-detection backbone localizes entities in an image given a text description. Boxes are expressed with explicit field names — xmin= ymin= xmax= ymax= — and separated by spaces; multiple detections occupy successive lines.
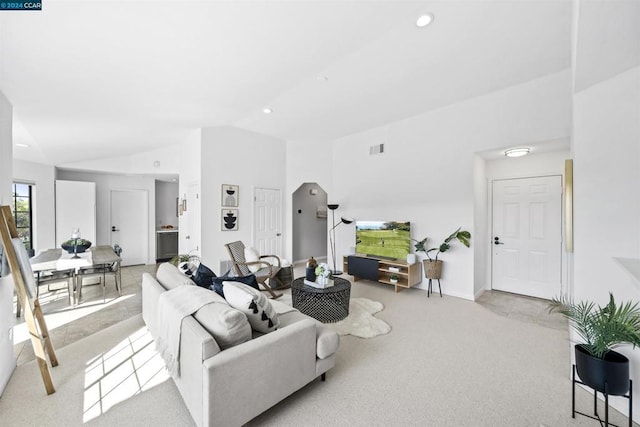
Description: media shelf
xmin=343 ymin=255 xmax=422 ymax=292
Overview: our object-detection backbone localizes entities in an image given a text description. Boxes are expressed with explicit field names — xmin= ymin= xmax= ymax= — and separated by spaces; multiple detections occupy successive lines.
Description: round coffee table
xmin=291 ymin=277 xmax=351 ymax=323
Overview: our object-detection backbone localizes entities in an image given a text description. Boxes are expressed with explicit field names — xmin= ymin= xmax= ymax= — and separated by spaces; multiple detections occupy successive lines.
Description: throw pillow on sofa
xmin=210 ymin=272 xmax=259 ymax=298
xmin=177 ymin=261 xmax=197 ymax=277
xmin=192 ymin=262 xmax=217 ymax=288
xmin=157 ymin=263 xmax=196 ymax=290
xmin=223 ymin=281 xmax=279 ymax=333
xmin=193 ymin=302 xmax=252 ymax=350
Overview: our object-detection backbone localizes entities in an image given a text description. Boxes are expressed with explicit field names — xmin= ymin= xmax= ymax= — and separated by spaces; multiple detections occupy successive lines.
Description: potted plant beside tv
xmin=548 ymin=293 xmax=640 ymax=396
xmin=413 ymin=227 xmax=471 ymax=281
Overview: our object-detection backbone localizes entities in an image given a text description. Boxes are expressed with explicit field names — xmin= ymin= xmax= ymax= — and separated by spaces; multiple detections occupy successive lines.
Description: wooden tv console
xmin=343 ymin=255 xmax=422 ymax=292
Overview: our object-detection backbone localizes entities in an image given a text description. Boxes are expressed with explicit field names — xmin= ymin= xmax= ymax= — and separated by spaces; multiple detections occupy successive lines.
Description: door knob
xmin=494 ymin=237 xmax=504 ymax=245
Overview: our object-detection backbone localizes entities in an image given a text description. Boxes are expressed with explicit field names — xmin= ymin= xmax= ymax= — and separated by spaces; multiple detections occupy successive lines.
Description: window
xmin=12 ymin=182 xmax=33 ymax=251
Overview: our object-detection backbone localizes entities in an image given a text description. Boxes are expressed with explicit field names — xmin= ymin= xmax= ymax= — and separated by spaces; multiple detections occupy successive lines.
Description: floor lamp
xmin=328 ymin=204 xmax=354 ymax=275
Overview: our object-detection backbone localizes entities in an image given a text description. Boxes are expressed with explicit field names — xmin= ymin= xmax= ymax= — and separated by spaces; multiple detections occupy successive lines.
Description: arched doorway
xmin=292 ymin=183 xmax=327 ymax=263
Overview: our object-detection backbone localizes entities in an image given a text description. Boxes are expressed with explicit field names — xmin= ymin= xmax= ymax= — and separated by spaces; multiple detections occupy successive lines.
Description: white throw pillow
xmin=193 ymin=302 xmax=252 ymax=350
xmin=223 ymin=281 xmax=279 ymax=333
xmin=244 ymin=246 xmax=261 ymax=273
xmin=157 ymin=262 xmax=195 ymax=290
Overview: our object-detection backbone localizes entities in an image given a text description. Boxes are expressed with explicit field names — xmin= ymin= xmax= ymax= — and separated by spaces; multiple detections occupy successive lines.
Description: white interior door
xmin=491 ymin=176 xmax=562 ymax=300
xmin=254 ymin=188 xmax=282 ymax=256
xmin=110 ymin=189 xmax=148 ymax=266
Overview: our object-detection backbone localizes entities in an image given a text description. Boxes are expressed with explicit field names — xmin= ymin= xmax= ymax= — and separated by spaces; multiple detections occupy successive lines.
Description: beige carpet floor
xmin=1 ymin=277 xmax=637 ymax=426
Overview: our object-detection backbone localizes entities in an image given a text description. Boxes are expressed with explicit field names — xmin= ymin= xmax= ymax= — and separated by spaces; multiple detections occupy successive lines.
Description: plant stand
xmin=423 ymin=259 xmax=443 ymax=298
xmin=572 ymin=364 xmax=633 ymax=427
xmin=427 ymin=278 xmax=442 ymax=298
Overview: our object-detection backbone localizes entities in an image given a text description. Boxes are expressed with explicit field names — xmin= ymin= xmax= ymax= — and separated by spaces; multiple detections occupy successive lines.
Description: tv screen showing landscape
xmin=355 ymin=221 xmax=411 ymax=260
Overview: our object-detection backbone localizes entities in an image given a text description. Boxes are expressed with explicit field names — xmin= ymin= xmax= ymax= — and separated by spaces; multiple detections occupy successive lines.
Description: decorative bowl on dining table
xmin=61 ymin=239 xmax=92 ymax=254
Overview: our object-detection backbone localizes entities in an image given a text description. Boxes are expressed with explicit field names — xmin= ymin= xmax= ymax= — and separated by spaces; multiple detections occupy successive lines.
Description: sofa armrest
xmin=201 ymin=319 xmax=317 ymax=427
xmin=142 ymin=272 xmax=164 ymax=338
xmin=174 ymin=316 xmax=221 ymax=427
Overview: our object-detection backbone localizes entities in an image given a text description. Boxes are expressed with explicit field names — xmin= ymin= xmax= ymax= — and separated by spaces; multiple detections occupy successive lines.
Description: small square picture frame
xmin=222 ymin=184 xmax=239 ymax=207
xmin=221 ymin=209 xmax=239 ymax=231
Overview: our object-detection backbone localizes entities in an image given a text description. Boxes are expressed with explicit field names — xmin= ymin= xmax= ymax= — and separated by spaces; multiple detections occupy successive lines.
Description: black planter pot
xmin=575 ymin=344 xmax=630 ymax=395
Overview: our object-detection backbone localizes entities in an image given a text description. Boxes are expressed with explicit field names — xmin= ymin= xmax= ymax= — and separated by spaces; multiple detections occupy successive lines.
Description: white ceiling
xmin=1 ymin=0 xmax=572 ymax=166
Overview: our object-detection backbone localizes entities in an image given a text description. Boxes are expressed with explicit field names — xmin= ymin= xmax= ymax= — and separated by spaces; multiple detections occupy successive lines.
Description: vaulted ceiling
xmin=1 ymin=1 xmax=572 ymax=165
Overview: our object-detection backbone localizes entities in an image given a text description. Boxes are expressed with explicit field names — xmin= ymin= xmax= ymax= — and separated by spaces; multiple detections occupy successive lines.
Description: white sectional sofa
xmin=142 ymin=263 xmax=340 ymax=427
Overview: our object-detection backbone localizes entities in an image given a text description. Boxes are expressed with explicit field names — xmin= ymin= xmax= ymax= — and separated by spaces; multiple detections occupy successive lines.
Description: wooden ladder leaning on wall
xmin=0 ymin=205 xmax=58 ymax=395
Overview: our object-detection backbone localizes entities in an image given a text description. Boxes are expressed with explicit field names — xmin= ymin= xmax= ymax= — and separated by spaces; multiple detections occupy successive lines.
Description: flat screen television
xmin=355 ymin=221 xmax=410 ymax=260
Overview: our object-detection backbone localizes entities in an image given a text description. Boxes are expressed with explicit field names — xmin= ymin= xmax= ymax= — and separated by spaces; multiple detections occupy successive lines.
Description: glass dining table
xmin=16 ymin=245 xmax=122 ymax=317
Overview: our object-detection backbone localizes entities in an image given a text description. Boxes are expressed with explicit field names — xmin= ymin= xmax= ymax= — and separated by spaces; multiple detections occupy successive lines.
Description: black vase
xmin=305 ymin=267 xmax=316 ymax=282
xmin=575 ymin=344 xmax=630 ymax=395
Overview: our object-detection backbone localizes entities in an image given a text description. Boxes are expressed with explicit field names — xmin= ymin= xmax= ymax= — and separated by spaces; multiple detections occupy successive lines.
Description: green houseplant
xmin=548 ymin=293 xmax=640 ymax=394
xmin=413 ymin=227 xmax=471 ymax=280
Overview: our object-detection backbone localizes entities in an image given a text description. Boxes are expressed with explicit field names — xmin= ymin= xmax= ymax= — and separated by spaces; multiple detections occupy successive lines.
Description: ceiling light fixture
xmin=263 ymin=108 xmax=272 ymax=114
xmin=504 ymin=148 xmax=530 ymax=158
xmin=416 ymin=13 xmax=434 ymax=27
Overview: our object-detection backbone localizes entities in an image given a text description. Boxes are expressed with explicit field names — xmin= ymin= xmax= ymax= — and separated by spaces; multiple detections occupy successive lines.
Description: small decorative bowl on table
xmin=61 ymin=239 xmax=92 ymax=254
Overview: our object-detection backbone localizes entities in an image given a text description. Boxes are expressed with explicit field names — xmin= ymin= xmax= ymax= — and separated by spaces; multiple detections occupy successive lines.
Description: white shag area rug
xmin=279 ymin=295 xmax=391 ymax=338
xmin=328 ymin=297 xmax=391 ymax=338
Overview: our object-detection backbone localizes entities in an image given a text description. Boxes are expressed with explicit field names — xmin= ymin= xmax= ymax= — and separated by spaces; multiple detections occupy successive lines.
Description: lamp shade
xmin=341 ymin=217 xmax=354 ymax=225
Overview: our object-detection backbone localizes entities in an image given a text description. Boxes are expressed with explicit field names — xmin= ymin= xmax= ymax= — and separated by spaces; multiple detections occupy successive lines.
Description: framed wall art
xmin=222 ymin=184 xmax=239 ymax=207
xmin=222 ymin=209 xmax=239 ymax=231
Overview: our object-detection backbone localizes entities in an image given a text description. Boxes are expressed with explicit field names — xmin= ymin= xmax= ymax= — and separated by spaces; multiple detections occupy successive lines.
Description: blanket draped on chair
xmin=156 ymin=285 xmax=220 ymax=377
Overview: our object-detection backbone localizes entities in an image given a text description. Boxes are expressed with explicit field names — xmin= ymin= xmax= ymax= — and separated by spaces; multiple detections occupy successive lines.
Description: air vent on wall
xmin=369 ymin=143 xmax=385 ymax=155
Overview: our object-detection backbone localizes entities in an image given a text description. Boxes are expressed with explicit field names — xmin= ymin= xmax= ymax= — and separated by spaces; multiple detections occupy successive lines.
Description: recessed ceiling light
xmin=504 ymin=148 xmax=530 ymax=158
xmin=15 ymin=143 xmax=30 ymax=148
xmin=263 ymin=108 xmax=272 ymax=114
xmin=416 ymin=13 xmax=434 ymax=27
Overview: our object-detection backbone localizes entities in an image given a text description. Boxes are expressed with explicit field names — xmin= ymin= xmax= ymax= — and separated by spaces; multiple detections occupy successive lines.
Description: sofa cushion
xmin=277 ymin=310 xmax=339 ymax=360
xmin=223 ymin=281 xmax=279 ymax=333
xmin=156 ymin=262 xmax=195 ymax=290
xmin=192 ymin=262 xmax=217 ymax=288
xmin=193 ymin=302 xmax=252 ymax=350
xmin=210 ymin=272 xmax=259 ymax=298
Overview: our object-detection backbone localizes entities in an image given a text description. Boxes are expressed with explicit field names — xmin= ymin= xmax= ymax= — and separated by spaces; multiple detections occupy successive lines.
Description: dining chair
xmin=34 ymin=269 xmax=76 ymax=305
xmin=75 ymin=259 xmax=121 ymax=304
xmin=224 ymin=240 xmax=282 ymax=299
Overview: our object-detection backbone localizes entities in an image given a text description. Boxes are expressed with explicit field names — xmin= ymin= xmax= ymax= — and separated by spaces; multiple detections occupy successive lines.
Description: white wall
xmin=572 ymin=65 xmax=640 ymax=418
xmin=285 ymin=139 xmax=333 ymax=265
xmin=570 ymin=0 xmax=640 ymax=419
xmin=57 ymin=137 xmax=189 ymax=176
xmin=0 ymin=90 xmax=15 ymax=396
xmin=178 ymin=130 xmax=202 ymax=255
xmin=12 ymin=160 xmax=56 ymax=252
xmin=55 ymin=170 xmax=157 ymax=264
xmin=306 ymin=70 xmax=571 ymax=300
xmin=200 ymin=127 xmax=286 ymax=271
xmin=473 ymin=155 xmax=488 ymax=298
